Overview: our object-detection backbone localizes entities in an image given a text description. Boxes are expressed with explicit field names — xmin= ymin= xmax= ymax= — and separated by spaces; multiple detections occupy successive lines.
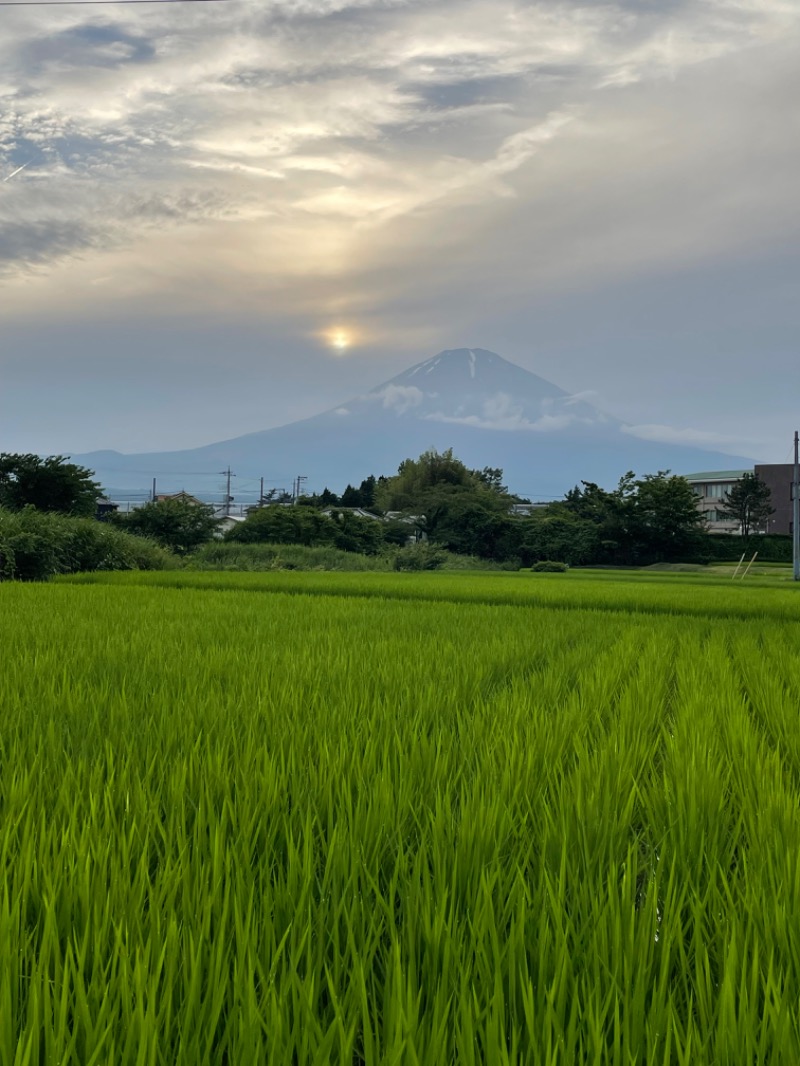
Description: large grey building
xmin=754 ymin=465 xmax=796 ymax=536
xmin=683 ymin=470 xmax=751 ymax=533
xmin=683 ymin=466 xmax=795 ymax=535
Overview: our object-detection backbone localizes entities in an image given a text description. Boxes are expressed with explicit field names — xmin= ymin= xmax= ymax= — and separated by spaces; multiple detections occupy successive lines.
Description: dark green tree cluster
xmin=552 ymin=471 xmax=706 ymax=566
xmin=243 ymin=450 xmax=711 ymax=567
xmin=226 ymin=505 xmax=385 ymax=555
xmin=0 ymin=454 xmax=101 ymax=517
xmin=296 ymin=476 xmax=382 ymax=510
xmin=370 ymin=453 xmax=712 ymax=566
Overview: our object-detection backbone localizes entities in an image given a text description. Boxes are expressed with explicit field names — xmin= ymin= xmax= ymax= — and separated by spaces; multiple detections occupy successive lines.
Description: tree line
xmin=0 ymin=449 xmax=783 ymax=570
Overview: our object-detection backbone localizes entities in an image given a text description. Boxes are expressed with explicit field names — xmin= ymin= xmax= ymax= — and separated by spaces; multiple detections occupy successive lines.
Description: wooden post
xmin=731 ymin=552 xmax=746 ymax=579
xmin=740 ymin=552 xmax=758 ymax=579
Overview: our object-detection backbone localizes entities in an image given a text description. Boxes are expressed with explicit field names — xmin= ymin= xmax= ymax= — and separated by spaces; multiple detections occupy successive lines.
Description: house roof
xmin=155 ymin=491 xmax=205 ymax=505
xmin=321 ymin=507 xmax=384 ymax=521
xmin=682 ymin=470 xmax=751 ymax=482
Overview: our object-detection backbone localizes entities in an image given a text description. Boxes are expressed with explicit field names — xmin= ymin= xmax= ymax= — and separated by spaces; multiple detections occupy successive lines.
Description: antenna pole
xmin=220 ymin=467 xmax=235 ymax=517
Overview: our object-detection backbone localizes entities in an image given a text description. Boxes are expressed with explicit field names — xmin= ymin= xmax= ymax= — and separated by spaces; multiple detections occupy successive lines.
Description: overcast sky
xmin=1 ymin=0 xmax=799 ymax=461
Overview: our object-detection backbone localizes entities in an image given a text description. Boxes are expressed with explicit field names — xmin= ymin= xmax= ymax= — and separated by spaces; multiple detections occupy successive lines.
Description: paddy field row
xmin=1 ymin=571 xmax=799 ymax=1063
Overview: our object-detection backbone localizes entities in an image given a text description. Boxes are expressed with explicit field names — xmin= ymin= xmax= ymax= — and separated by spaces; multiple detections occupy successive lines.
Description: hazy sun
xmin=326 ymin=328 xmax=352 ymax=353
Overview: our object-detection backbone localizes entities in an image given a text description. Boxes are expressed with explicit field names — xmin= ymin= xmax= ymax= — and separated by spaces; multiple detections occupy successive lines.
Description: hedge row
xmin=699 ymin=534 xmax=793 ymax=563
xmin=0 ymin=508 xmax=175 ymax=581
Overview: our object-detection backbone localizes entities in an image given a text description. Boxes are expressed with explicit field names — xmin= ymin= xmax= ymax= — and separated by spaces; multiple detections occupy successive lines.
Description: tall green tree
xmin=516 ymin=513 xmax=600 ymax=567
xmin=0 ymin=453 xmax=102 ymax=517
xmin=113 ymin=498 xmax=218 ymax=555
xmin=376 ymin=449 xmax=514 ymax=558
xmin=560 ymin=477 xmax=633 ymax=562
xmin=718 ymin=473 xmax=774 ymax=538
xmin=339 ymin=484 xmax=363 ymax=508
xmin=632 ymin=472 xmax=706 ymax=561
xmin=226 ymin=505 xmax=334 ymax=546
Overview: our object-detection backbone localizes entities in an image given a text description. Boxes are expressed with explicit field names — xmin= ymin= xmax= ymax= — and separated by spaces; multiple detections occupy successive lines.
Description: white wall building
xmin=682 ymin=469 xmax=752 ymax=533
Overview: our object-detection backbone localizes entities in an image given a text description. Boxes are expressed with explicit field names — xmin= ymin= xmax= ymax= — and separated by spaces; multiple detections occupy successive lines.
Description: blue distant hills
xmin=75 ymin=348 xmax=757 ymax=505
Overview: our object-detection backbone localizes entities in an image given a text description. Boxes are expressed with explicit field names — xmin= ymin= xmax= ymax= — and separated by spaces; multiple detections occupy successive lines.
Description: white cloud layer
xmin=426 ymin=393 xmax=582 ymax=433
xmin=622 ymin=423 xmax=748 ymax=450
xmin=2 ymin=0 xmax=798 ymax=292
xmin=374 ymin=384 xmax=425 ymax=413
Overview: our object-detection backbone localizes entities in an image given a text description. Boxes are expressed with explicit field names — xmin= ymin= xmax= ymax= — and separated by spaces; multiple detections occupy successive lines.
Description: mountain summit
xmin=353 ymin=348 xmax=607 ymax=432
xmin=74 ymin=348 xmax=755 ymax=502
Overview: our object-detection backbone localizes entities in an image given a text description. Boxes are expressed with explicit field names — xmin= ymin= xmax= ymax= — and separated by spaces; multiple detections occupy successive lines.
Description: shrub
xmin=389 ymin=545 xmax=519 ymax=571
xmin=392 ymin=544 xmax=451 ymax=571
xmin=226 ymin=506 xmax=389 ymax=556
xmin=0 ymin=507 xmax=174 ymax=581
xmin=531 ymin=560 xmax=568 ymax=572
xmin=187 ymin=542 xmax=394 ymax=572
xmin=188 ymin=542 xmax=522 ymax=574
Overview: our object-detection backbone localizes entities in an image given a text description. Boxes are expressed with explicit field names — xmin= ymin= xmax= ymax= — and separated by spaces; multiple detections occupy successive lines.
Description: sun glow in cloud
xmin=325 ymin=327 xmax=354 ymax=354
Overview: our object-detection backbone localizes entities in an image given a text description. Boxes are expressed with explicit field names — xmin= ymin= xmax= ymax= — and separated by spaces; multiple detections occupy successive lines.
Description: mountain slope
xmin=74 ymin=348 xmax=756 ymax=503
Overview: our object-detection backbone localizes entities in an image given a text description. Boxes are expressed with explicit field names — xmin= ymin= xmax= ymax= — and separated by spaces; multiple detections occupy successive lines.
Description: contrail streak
xmin=2 ymin=162 xmax=30 ymax=183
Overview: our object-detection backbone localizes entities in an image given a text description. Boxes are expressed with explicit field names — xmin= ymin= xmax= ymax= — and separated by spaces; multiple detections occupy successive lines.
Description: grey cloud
xmin=0 ymin=219 xmax=102 ymax=271
xmin=120 ymin=190 xmax=237 ymax=224
xmin=19 ymin=22 xmax=156 ymax=73
xmin=410 ymin=74 xmax=526 ymax=111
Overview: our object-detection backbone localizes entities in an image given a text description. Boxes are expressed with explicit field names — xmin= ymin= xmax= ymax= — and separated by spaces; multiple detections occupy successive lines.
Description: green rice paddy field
xmin=3 ymin=568 xmax=800 ymax=1064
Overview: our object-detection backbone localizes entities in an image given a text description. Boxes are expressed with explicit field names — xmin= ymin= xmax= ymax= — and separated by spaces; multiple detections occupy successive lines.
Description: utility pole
xmin=793 ymin=430 xmax=799 ymax=581
xmin=260 ymin=477 xmax=264 ymax=508
xmin=220 ymin=467 xmax=236 ymax=517
xmin=295 ymin=475 xmax=307 ymax=503
xmin=152 ymin=477 xmax=157 ymax=503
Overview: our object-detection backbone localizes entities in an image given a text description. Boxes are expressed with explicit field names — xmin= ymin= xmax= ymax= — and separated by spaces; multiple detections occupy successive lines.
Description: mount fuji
xmin=75 ymin=348 xmax=756 ymax=503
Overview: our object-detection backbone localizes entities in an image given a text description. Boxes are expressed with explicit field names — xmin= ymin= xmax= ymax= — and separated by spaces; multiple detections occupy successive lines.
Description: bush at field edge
xmin=0 ymin=507 xmax=175 ymax=580
xmin=188 ymin=541 xmax=521 ymax=572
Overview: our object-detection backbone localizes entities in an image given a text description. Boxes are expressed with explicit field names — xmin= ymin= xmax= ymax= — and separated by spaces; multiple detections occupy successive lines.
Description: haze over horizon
xmin=2 ymin=0 xmax=799 ymax=465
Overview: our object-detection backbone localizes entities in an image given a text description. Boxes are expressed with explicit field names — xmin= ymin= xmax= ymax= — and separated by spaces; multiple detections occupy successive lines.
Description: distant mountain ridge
xmin=74 ymin=348 xmax=756 ymax=503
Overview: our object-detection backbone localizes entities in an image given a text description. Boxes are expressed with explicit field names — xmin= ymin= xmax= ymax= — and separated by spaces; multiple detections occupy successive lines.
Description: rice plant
xmin=2 ymin=572 xmax=800 ymax=1062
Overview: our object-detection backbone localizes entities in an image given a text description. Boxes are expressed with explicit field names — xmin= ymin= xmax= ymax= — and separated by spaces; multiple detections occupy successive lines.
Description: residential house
xmin=214 ymin=513 xmax=247 ymax=537
xmin=95 ymin=496 xmax=119 ymax=521
xmin=155 ymin=491 xmax=205 ymax=507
